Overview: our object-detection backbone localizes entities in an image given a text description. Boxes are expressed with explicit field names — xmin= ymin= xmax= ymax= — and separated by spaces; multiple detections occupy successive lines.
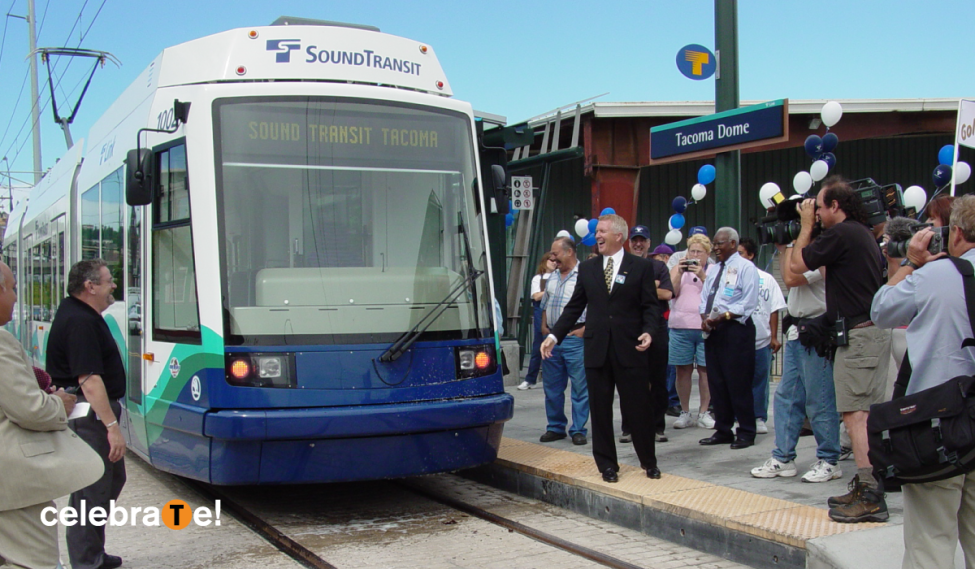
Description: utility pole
xmin=26 ymin=0 xmax=42 ymax=184
xmin=714 ymin=0 xmax=740 ymax=230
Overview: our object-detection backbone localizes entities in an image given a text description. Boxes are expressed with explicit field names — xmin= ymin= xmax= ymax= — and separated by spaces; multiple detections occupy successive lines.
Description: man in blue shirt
xmin=871 ymin=195 xmax=975 ymax=567
xmin=698 ymin=227 xmax=760 ymax=448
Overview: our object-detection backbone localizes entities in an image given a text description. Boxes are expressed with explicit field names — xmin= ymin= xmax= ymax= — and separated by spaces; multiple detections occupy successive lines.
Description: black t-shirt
xmin=47 ymin=296 xmax=126 ymax=399
xmin=801 ymin=219 xmax=884 ymax=321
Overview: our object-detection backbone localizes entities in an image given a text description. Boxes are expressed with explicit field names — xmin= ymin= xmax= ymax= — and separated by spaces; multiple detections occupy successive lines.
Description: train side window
xmin=152 ymin=141 xmax=200 ymax=344
xmin=101 ymin=168 xmax=124 ymax=301
xmin=81 ymin=184 xmax=100 ymax=259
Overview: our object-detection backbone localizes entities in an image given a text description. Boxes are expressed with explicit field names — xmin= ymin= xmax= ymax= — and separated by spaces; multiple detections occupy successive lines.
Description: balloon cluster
xmin=901 ymin=146 xmax=973 ymax=214
xmin=572 ymin=207 xmax=617 ymax=247
xmin=760 ymin=102 xmax=844 ymax=210
xmin=932 ymin=145 xmax=971 ymax=188
xmin=664 ymin=164 xmax=714 ymax=245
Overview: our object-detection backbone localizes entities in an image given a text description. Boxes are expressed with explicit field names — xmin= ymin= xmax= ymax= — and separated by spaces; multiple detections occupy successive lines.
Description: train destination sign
xmin=649 ymin=99 xmax=789 ymax=164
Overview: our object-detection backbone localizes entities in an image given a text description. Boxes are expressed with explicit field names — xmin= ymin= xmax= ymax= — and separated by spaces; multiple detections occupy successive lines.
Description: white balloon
xmin=956 ymin=161 xmax=972 ymax=185
xmin=574 ymin=218 xmax=589 ymax=238
xmin=793 ymin=171 xmax=813 ymax=195
xmin=903 ymin=185 xmax=927 ymax=212
xmin=691 ymin=183 xmax=707 ymax=201
xmin=759 ymin=182 xmax=782 ymax=209
xmin=821 ymin=101 xmax=843 ymax=128
xmin=556 ymin=229 xmax=572 ymax=239
xmin=810 ymin=160 xmax=829 ymax=182
xmin=665 ymin=229 xmax=683 ymax=246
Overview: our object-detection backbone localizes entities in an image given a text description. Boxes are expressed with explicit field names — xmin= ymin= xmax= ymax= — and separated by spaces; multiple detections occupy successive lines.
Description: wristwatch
xmin=904 ymin=259 xmax=921 ymax=270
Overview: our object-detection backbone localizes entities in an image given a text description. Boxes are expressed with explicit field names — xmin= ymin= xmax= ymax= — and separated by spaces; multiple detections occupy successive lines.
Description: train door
xmin=141 ymin=142 xmax=204 ymax=473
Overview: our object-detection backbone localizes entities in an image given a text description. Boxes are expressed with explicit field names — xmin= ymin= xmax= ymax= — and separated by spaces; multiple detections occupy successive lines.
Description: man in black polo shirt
xmin=48 ymin=259 xmax=126 ymax=569
xmin=791 ymin=176 xmax=891 ymax=523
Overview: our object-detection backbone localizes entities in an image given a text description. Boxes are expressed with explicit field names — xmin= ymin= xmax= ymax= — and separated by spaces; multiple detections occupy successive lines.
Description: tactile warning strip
xmin=496 ymin=437 xmax=882 ymax=548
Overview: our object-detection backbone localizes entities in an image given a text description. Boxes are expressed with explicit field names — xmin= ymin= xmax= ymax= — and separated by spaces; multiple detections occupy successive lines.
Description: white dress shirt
xmin=603 ymin=248 xmax=625 ymax=289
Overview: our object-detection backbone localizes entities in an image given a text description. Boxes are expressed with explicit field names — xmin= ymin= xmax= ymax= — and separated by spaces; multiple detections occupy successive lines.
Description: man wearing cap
xmin=652 ymin=244 xmax=674 ymax=265
xmin=620 ymin=226 xmax=673 ymax=444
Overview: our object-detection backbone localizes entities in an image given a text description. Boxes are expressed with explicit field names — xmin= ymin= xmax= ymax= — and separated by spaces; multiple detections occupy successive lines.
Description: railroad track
xmin=172 ymin=474 xmax=649 ymax=569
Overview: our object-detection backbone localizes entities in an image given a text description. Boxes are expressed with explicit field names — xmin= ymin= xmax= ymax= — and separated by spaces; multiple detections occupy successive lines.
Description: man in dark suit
xmin=541 ymin=214 xmax=662 ymax=482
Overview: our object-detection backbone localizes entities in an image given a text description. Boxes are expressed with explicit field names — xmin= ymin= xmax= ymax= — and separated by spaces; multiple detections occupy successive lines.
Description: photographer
xmin=870 ymin=194 xmax=975 ymax=568
xmin=790 ymin=176 xmax=891 ymax=523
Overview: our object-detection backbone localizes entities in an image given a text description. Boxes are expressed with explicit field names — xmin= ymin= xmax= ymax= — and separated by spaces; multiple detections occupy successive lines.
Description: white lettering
xmin=89 ymin=507 xmax=107 ymax=527
xmin=194 ymin=507 xmax=213 ymax=527
xmin=674 ymin=130 xmax=715 ymax=147
xmin=718 ymin=123 xmax=750 ymax=139
xmin=41 ymin=506 xmax=59 ymax=527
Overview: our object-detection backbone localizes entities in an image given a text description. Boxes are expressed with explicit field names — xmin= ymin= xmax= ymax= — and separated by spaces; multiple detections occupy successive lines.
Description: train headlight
xmin=225 ymin=353 xmax=295 ymax=388
xmin=455 ymin=345 xmax=498 ymax=379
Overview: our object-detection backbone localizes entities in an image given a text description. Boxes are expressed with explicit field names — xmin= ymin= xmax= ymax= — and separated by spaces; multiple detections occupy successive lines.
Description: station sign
xmin=649 ymin=99 xmax=790 ymax=164
xmin=511 ymin=176 xmax=533 ymax=210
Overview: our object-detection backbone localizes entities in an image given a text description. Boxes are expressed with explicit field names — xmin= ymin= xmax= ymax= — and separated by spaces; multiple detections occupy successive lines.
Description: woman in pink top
xmin=668 ymin=234 xmax=714 ymax=430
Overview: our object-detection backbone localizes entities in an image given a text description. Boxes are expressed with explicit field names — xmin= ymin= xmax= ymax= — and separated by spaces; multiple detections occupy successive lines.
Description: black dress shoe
xmin=730 ymin=438 xmax=755 ymax=449
xmin=571 ymin=433 xmax=587 ymax=446
xmin=539 ymin=431 xmax=567 ymax=443
xmin=666 ymin=405 xmax=682 ymax=418
xmin=646 ymin=466 xmax=662 ymax=479
xmin=699 ymin=434 xmax=734 ymax=446
xmin=101 ymin=555 xmax=123 ymax=569
xmin=601 ymin=468 xmax=619 ymax=483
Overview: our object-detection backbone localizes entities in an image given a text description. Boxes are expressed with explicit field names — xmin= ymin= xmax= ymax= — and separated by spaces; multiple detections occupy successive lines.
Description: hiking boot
xmin=828 ymin=485 xmax=889 ymax=523
xmin=827 ymin=474 xmax=862 ymax=508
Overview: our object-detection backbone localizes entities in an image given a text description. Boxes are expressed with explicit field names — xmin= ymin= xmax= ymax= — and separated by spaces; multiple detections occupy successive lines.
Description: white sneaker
xmin=801 ymin=459 xmax=843 ymax=483
xmin=517 ymin=381 xmax=534 ymax=390
xmin=751 ymin=457 xmax=798 ymax=478
xmin=674 ymin=411 xmax=694 ymax=429
xmin=697 ymin=411 xmax=715 ymax=429
xmin=756 ymin=419 xmax=769 ymax=434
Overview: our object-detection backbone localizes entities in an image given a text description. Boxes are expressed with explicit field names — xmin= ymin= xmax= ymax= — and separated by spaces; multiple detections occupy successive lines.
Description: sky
xmin=0 ymin=0 xmax=973 ymax=208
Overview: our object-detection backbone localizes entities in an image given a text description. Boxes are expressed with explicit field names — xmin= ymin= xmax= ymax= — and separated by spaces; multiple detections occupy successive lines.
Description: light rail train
xmin=4 ymin=17 xmax=513 ymax=484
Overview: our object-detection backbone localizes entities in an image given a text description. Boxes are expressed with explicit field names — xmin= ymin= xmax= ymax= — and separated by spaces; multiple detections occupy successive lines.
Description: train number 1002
xmin=157 ymin=109 xmax=178 ymax=131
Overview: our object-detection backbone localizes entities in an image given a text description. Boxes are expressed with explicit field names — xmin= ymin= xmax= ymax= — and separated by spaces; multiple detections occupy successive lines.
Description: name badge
xmin=723 ymin=285 xmax=735 ymax=297
xmin=614 ymin=274 xmax=626 ymax=284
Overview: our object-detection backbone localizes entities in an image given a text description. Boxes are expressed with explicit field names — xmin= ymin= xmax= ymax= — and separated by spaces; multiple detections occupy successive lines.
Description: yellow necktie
xmin=604 ymin=257 xmax=614 ymax=292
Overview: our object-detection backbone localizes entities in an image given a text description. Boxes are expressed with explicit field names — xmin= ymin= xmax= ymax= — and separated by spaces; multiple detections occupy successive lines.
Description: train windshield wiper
xmin=379 ymin=211 xmax=484 ymax=363
xmin=378 ymin=267 xmax=483 ymax=362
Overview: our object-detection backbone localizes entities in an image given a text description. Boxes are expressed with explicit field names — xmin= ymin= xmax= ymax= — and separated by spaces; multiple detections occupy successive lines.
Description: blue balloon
xmin=504 ymin=213 xmax=513 ymax=227
xmin=581 ymin=233 xmax=596 ymax=247
xmin=939 ymin=145 xmax=955 ymax=166
xmin=670 ymin=213 xmax=685 ymax=230
xmin=822 ymin=132 xmax=839 ymax=153
xmin=672 ymin=196 xmax=687 ymax=214
xmin=600 ymin=207 xmax=616 ymax=216
xmin=822 ymin=152 xmax=837 ymax=169
xmin=934 ymin=164 xmax=953 ymax=186
xmin=697 ymin=164 xmax=716 ymax=185
xmin=588 ymin=218 xmax=598 ymax=234
xmin=804 ymin=135 xmax=824 ymax=158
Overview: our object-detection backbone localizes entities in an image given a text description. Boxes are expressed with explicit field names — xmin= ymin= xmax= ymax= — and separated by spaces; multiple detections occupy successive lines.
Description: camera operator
xmin=790 ymin=175 xmax=891 ymax=523
xmin=870 ymin=194 xmax=975 ymax=568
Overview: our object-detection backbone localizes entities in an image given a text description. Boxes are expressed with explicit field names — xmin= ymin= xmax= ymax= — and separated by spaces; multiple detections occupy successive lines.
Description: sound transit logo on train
xmin=41 ymin=500 xmax=223 ymax=530
xmin=265 ymin=38 xmax=423 ymax=76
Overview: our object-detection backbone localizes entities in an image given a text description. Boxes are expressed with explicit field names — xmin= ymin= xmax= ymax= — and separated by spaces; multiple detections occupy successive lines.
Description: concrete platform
xmin=476 ymin=377 xmax=967 ymax=568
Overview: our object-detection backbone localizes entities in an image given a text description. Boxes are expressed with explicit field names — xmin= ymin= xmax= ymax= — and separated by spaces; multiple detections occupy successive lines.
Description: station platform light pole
xmin=714 ymin=0 xmax=741 ymax=231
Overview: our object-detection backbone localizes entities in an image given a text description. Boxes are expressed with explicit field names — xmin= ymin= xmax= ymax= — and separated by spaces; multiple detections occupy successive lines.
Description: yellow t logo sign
xmin=685 ymin=50 xmax=710 ymax=76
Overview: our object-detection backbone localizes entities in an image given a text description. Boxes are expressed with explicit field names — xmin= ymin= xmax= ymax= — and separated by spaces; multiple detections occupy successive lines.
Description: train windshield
xmin=213 ymin=97 xmax=491 ymax=345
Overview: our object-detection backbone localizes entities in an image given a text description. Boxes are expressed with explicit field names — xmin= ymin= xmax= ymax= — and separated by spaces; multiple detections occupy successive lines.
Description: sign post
xmin=511 ymin=176 xmax=534 ymax=210
xmin=714 ymin=0 xmax=741 ymax=231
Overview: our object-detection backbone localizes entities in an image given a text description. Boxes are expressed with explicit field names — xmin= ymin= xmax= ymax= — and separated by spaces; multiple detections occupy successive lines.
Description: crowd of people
xmin=523 ymin=177 xmax=975 ymax=566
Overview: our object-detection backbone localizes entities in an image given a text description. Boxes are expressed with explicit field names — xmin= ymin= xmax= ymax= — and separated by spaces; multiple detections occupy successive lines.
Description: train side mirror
xmin=125 ymin=148 xmax=154 ymax=206
xmin=490 ymin=164 xmax=509 ymax=214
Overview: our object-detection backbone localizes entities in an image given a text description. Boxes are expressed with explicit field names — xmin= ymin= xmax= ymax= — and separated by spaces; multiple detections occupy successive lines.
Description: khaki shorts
xmin=833 ymin=325 xmax=891 ymax=412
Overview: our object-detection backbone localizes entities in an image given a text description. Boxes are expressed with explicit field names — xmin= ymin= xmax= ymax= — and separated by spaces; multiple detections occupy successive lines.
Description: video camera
xmin=850 ymin=178 xmax=914 ymax=227
xmin=885 ymin=217 xmax=949 ymax=257
xmin=756 ymin=196 xmax=808 ymax=245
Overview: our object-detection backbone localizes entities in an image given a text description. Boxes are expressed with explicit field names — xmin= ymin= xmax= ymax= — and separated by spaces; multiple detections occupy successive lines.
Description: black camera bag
xmin=868 ymin=256 xmax=975 ymax=485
